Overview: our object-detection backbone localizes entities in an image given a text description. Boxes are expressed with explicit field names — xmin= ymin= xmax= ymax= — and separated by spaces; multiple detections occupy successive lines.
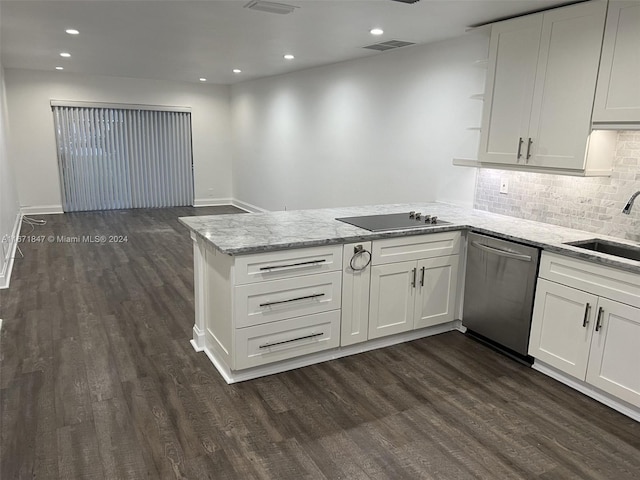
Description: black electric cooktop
xmin=335 ymin=212 xmax=451 ymax=232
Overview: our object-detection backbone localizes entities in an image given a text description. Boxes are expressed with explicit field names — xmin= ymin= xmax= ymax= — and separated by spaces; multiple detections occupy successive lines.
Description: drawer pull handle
xmin=259 ymin=332 xmax=324 ymax=349
xmin=526 ymin=137 xmax=533 ymax=160
xmin=259 ymin=293 xmax=325 ymax=308
xmin=411 ymin=267 xmax=417 ymax=288
xmin=582 ymin=303 xmax=590 ymax=328
xmin=420 ymin=266 xmax=426 ymax=287
xmin=259 ymin=259 xmax=326 ymax=271
xmin=595 ymin=307 xmax=604 ymax=332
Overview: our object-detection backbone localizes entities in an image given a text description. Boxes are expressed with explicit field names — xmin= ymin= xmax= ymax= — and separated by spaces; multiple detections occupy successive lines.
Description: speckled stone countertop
xmin=179 ymin=203 xmax=640 ymax=274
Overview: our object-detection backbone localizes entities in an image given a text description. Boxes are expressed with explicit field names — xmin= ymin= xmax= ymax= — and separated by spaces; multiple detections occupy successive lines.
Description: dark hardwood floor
xmin=1 ymin=206 xmax=639 ymax=480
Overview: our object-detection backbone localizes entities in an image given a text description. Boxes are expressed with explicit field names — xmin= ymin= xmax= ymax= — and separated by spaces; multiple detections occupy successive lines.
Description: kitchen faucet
xmin=622 ymin=191 xmax=640 ymax=214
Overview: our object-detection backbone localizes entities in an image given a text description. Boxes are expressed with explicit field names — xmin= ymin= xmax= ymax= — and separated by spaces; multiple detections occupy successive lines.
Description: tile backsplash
xmin=474 ymin=131 xmax=640 ymax=242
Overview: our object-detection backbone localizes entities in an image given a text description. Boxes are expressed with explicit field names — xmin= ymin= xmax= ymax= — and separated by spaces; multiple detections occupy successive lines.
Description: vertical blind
xmin=52 ymin=106 xmax=194 ymax=212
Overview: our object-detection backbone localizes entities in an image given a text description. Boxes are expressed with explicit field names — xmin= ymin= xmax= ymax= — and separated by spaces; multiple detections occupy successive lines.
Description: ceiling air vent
xmin=363 ymin=40 xmax=416 ymax=52
xmin=244 ymin=0 xmax=298 ymax=15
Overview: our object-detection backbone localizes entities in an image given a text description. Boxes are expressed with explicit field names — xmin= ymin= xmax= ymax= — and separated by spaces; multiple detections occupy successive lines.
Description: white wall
xmin=4 ymin=69 xmax=232 ymax=213
xmin=0 ymin=65 xmax=22 ymax=288
xmin=231 ymin=33 xmax=487 ymax=211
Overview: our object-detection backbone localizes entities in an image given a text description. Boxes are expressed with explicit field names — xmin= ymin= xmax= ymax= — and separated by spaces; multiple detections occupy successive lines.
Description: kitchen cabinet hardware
xmin=411 ymin=267 xmax=417 ymax=288
xmin=582 ymin=303 xmax=591 ymax=327
xmin=595 ymin=306 xmax=604 ymax=332
xmin=526 ymin=138 xmax=533 ymax=160
xmin=259 ymin=259 xmax=326 ymax=271
xmin=420 ymin=266 xmax=426 ymax=287
xmin=517 ymin=137 xmax=524 ymax=160
xmin=259 ymin=293 xmax=325 ymax=308
xmin=259 ymin=332 xmax=324 ymax=349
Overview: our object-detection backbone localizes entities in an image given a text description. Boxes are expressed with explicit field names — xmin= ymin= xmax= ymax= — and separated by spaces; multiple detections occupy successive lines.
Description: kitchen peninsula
xmin=179 ymin=202 xmax=640 ymax=419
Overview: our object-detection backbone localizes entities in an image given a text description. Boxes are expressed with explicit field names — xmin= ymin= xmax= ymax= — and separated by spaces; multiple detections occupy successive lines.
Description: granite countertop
xmin=179 ymin=202 xmax=640 ymax=274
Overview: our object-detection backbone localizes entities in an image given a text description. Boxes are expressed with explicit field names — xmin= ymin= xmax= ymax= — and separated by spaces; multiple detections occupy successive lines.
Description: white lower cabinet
xmin=530 ymin=252 xmax=640 ymax=408
xmin=194 ymin=231 xmax=461 ymax=382
xmin=368 ymin=232 xmax=461 ymax=340
xmin=369 ymin=261 xmax=417 ymax=339
xmin=235 ymin=310 xmax=341 ymax=370
xmin=585 ymin=298 xmax=640 ymax=408
xmin=529 ymin=278 xmax=598 ymax=379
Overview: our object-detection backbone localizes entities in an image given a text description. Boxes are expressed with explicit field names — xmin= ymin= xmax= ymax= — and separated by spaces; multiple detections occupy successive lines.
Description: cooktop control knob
xmin=415 ymin=212 xmax=422 ymax=220
xmin=424 ymin=215 xmax=431 ymax=223
xmin=409 ymin=211 xmax=415 ymax=218
xmin=430 ymin=216 xmax=438 ymax=224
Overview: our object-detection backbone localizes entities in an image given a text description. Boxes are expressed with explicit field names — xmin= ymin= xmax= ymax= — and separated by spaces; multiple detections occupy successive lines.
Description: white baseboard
xmin=21 ymin=205 xmax=64 ymax=215
xmin=230 ymin=199 xmax=268 ymax=213
xmin=193 ymin=197 xmax=234 ymax=207
xmin=193 ymin=197 xmax=268 ymax=213
xmin=0 ymin=211 xmax=23 ymax=289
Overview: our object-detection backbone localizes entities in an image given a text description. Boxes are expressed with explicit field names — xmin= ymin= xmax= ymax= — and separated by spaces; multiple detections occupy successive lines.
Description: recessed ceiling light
xmin=65 ymin=29 xmax=79 ymax=35
xmin=233 ymin=69 xmax=242 ymax=74
xmin=59 ymin=52 xmax=71 ymax=58
xmin=55 ymin=66 xmax=64 ymax=70
xmin=370 ymin=28 xmax=384 ymax=35
xmin=283 ymin=54 xmax=295 ymax=60
xmin=199 ymin=78 xmax=207 ymax=82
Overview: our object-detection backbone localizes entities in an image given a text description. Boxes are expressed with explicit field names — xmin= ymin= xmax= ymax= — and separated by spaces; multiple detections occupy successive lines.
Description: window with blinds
xmin=52 ymin=105 xmax=194 ymax=212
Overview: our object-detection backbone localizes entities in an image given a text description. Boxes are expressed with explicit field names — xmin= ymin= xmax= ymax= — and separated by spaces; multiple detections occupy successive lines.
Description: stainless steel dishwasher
xmin=463 ymin=232 xmax=540 ymax=359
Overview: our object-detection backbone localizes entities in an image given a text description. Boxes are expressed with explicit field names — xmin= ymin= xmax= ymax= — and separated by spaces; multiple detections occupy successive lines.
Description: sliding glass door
xmin=52 ymin=105 xmax=194 ymax=212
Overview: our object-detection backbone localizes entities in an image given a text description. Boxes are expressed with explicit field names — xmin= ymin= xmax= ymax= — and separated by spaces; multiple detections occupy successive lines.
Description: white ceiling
xmin=1 ymin=0 xmax=577 ymax=85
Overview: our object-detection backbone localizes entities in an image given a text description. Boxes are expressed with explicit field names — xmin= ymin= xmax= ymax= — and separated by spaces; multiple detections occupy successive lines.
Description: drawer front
xmin=539 ymin=252 xmax=640 ymax=308
xmin=234 ymin=245 xmax=343 ymax=285
xmin=372 ymin=231 xmax=461 ymax=265
xmin=234 ymin=271 xmax=342 ymax=328
xmin=234 ymin=310 xmax=341 ymax=370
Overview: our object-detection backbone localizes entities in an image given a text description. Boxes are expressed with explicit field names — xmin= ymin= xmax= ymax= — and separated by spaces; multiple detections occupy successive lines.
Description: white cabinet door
xmin=369 ymin=261 xmax=415 ymax=339
xmin=340 ymin=242 xmax=371 ymax=347
xmin=529 ymin=279 xmax=598 ymax=379
xmin=593 ymin=1 xmax=640 ymax=123
xmin=414 ymin=255 xmax=459 ymax=329
xmin=586 ymin=298 xmax=640 ymax=408
xmin=478 ymin=14 xmax=542 ymax=164
xmin=527 ymin=0 xmax=607 ymax=170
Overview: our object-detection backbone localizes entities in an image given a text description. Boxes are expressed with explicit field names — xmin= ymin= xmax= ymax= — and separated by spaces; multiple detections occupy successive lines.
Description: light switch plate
xmin=500 ymin=177 xmax=509 ymax=194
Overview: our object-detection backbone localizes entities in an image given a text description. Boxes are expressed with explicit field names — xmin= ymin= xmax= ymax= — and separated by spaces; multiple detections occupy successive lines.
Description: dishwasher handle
xmin=471 ymin=241 xmax=533 ymax=262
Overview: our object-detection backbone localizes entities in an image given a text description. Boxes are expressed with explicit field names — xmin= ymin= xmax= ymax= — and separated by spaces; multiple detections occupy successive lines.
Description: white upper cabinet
xmin=478 ymin=15 xmax=542 ymax=165
xmin=593 ymin=1 xmax=640 ymax=123
xmin=478 ymin=1 xmax=611 ymax=174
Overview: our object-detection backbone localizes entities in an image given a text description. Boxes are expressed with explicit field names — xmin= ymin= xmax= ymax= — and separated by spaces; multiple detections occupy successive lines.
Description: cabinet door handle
xmin=420 ymin=266 xmax=425 ymax=287
xmin=526 ymin=138 xmax=533 ymax=160
xmin=411 ymin=268 xmax=417 ymax=288
xmin=259 ymin=293 xmax=325 ymax=308
xmin=517 ymin=137 xmax=524 ymax=159
xmin=595 ymin=307 xmax=604 ymax=332
xmin=259 ymin=259 xmax=326 ymax=271
xmin=259 ymin=332 xmax=324 ymax=349
xmin=582 ymin=303 xmax=591 ymax=327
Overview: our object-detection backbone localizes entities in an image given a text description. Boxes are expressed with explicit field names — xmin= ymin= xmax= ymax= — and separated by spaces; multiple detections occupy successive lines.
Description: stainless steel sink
xmin=564 ymin=239 xmax=640 ymax=262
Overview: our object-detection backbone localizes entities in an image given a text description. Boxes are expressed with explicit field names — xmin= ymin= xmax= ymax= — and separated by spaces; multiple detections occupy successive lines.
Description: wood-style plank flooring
xmin=1 ymin=206 xmax=639 ymax=479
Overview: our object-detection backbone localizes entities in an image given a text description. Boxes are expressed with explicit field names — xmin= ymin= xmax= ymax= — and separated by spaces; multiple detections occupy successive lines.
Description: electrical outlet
xmin=500 ymin=177 xmax=509 ymax=194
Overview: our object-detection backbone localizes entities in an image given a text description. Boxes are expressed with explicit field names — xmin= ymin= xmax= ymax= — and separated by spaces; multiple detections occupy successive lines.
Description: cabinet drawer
xmin=234 ymin=271 xmax=342 ymax=328
xmin=234 ymin=310 xmax=340 ymax=370
xmin=539 ymin=252 xmax=640 ymax=308
xmin=234 ymin=245 xmax=343 ymax=285
xmin=371 ymin=231 xmax=461 ymax=265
